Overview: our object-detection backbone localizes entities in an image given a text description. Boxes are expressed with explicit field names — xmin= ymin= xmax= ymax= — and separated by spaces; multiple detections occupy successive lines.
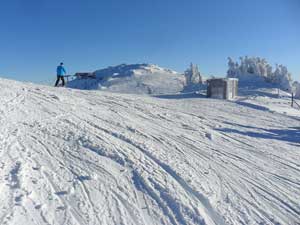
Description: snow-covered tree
xmin=184 ymin=63 xmax=202 ymax=86
xmin=227 ymin=57 xmax=238 ymax=77
xmin=293 ymin=81 xmax=300 ymax=99
xmin=227 ymin=56 xmax=293 ymax=91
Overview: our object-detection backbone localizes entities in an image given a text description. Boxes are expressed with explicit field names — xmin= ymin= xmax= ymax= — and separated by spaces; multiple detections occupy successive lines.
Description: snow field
xmin=0 ymin=78 xmax=299 ymax=225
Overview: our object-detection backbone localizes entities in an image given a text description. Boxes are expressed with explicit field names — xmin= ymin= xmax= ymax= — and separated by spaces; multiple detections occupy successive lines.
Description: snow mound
xmin=1 ymin=78 xmax=300 ymax=225
xmin=67 ymin=64 xmax=185 ymax=95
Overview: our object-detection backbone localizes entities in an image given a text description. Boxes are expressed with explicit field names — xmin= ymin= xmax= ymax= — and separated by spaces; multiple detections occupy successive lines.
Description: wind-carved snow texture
xmin=0 ymin=78 xmax=300 ymax=225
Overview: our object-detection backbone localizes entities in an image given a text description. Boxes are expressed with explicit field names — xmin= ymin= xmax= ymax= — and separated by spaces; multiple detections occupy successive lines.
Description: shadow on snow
xmin=216 ymin=125 xmax=300 ymax=144
xmin=235 ymin=101 xmax=270 ymax=111
xmin=154 ymin=92 xmax=206 ymax=100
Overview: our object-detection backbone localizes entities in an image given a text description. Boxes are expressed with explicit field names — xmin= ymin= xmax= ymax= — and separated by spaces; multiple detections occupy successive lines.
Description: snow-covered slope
xmin=1 ymin=78 xmax=300 ymax=225
xmin=67 ymin=64 xmax=185 ymax=95
xmin=239 ymin=88 xmax=300 ymax=117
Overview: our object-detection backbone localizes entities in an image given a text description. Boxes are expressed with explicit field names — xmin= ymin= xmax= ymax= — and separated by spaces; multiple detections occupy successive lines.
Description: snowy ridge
xmin=67 ymin=64 xmax=185 ymax=94
xmin=0 ymin=78 xmax=300 ymax=225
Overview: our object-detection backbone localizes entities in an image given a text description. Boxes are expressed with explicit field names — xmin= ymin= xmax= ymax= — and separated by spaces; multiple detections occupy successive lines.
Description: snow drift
xmin=67 ymin=64 xmax=185 ymax=95
xmin=0 ymin=78 xmax=300 ymax=225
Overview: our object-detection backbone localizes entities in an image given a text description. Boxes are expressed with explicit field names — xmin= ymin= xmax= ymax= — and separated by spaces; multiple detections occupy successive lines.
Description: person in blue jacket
xmin=55 ymin=62 xmax=66 ymax=87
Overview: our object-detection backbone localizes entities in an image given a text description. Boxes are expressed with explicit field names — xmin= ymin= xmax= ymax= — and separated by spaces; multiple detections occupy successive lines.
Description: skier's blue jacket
xmin=57 ymin=65 xmax=66 ymax=76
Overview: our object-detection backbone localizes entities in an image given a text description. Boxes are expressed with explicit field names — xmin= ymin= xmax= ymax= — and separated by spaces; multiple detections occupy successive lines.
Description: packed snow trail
xmin=0 ymin=78 xmax=299 ymax=225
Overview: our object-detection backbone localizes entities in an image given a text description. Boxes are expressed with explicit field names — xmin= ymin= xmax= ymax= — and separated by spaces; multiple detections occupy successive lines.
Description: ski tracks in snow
xmin=0 ymin=79 xmax=300 ymax=225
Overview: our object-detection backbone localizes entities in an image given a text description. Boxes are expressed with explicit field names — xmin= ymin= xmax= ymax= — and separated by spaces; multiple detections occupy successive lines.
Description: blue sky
xmin=0 ymin=0 xmax=299 ymax=83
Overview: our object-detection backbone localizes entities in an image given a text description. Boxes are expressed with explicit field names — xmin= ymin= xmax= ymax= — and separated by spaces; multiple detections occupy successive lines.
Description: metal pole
xmin=292 ymin=92 xmax=294 ymax=107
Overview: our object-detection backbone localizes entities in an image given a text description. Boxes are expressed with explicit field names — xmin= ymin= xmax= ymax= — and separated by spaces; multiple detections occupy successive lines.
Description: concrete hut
xmin=207 ymin=78 xmax=238 ymax=100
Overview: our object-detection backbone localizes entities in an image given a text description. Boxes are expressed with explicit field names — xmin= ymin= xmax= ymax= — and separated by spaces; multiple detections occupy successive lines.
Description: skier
xmin=55 ymin=62 xmax=66 ymax=87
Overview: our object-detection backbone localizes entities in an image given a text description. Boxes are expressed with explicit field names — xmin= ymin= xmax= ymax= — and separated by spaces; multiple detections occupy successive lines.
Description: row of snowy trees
xmin=184 ymin=63 xmax=202 ymax=86
xmin=183 ymin=58 xmax=300 ymax=99
xmin=227 ymin=56 xmax=293 ymax=91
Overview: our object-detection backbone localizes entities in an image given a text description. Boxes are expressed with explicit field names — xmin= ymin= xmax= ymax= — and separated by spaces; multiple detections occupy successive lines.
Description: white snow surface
xmin=1 ymin=78 xmax=300 ymax=225
xmin=67 ymin=64 xmax=185 ymax=95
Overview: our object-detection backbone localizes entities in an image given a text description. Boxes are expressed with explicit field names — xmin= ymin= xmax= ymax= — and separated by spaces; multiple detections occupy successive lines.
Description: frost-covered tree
xmin=184 ymin=63 xmax=202 ymax=86
xmin=227 ymin=57 xmax=238 ymax=77
xmin=266 ymin=64 xmax=292 ymax=91
xmin=227 ymin=56 xmax=293 ymax=91
xmin=293 ymin=81 xmax=300 ymax=99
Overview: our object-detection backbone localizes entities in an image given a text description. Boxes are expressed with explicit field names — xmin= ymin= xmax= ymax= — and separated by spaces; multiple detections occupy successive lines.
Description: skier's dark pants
xmin=55 ymin=75 xmax=65 ymax=87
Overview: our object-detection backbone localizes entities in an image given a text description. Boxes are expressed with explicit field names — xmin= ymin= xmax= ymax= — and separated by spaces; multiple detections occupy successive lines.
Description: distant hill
xmin=67 ymin=64 xmax=185 ymax=95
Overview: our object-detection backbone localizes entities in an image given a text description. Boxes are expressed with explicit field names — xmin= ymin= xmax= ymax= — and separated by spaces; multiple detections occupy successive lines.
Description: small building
xmin=207 ymin=78 xmax=238 ymax=100
xmin=75 ymin=72 xmax=96 ymax=79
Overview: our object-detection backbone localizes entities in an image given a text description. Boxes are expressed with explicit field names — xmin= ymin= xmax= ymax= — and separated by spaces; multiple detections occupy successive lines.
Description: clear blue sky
xmin=0 ymin=0 xmax=299 ymax=83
